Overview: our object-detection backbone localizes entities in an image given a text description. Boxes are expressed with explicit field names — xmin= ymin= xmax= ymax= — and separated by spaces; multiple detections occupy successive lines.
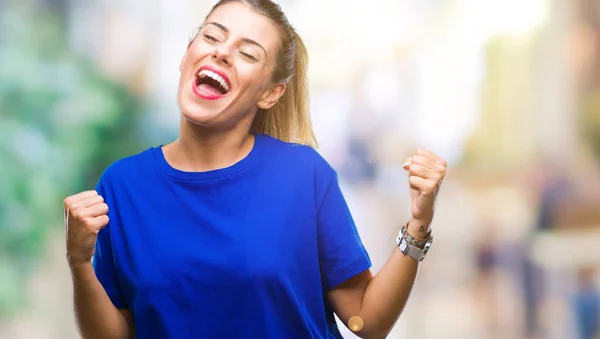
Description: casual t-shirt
xmin=92 ymin=133 xmax=372 ymax=338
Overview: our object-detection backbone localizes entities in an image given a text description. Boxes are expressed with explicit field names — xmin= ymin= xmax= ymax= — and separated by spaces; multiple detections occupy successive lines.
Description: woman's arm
xmin=326 ymin=219 xmax=424 ymax=339
xmin=70 ymin=262 xmax=134 ymax=339
xmin=328 ymin=149 xmax=446 ymax=338
xmin=65 ymin=190 xmax=134 ymax=339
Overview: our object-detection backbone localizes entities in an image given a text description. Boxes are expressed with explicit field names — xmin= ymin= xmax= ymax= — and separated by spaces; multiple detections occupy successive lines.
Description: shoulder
xmin=258 ymin=134 xmax=338 ymax=199
xmin=259 ymin=134 xmax=334 ymax=176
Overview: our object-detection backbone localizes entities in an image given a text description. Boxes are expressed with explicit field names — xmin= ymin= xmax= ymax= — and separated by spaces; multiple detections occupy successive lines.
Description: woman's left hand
xmin=403 ymin=149 xmax=447 ymax=228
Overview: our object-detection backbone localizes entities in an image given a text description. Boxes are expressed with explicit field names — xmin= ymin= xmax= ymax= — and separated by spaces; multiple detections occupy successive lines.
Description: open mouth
xmin=195 ymin=68 xmax=231 ymax=97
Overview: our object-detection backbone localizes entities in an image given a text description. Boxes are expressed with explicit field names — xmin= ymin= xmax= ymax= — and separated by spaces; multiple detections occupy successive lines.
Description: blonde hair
xmin=205 ymin=0 xmax=318 ymax=148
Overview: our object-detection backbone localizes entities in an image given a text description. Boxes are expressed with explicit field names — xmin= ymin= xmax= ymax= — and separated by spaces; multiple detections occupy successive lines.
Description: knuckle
xmin=73 ymin=208 xmax=87 ymax=221
xmin=70 ymin=208 xmax=82 ymax=219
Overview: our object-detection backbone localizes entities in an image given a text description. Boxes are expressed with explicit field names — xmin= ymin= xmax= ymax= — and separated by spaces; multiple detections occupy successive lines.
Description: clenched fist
xmin=403 ymin=149 xmax=447 ymax=228
xmin=64 ymin=190 xmax=109 ymax=267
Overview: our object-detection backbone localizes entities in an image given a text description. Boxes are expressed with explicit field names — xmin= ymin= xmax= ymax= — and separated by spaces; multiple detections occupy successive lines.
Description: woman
xmin=64 ymin=0 xmax=447 ymax=338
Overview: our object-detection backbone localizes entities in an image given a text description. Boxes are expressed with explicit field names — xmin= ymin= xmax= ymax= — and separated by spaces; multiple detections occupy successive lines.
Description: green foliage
xmin=581 ymin=91 xmax=600 ymax=161
xmin=0 ymin=5 xmax=146 ymax=318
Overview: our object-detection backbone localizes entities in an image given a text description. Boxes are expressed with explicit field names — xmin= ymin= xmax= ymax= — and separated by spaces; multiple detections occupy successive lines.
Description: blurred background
xmin=1 ymin=0 xmax=599 ymax=338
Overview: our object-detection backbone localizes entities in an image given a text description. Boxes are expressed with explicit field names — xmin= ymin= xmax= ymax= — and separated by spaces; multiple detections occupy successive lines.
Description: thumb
xmin=403 ymin=157 xmax=411 ymax=170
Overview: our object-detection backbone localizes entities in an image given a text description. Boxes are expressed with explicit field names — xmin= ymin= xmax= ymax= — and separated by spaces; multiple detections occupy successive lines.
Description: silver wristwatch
xmin=396 ymin=229 xmax=433 ymax=262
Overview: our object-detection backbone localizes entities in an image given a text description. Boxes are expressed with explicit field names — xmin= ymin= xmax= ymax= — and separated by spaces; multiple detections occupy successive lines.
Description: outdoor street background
xmin=1 ymin=0 xmax=600 ymax=338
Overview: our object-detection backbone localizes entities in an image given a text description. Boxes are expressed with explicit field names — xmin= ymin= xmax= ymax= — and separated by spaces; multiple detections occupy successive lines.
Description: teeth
xmin=197 ymin=69 xmax=230 ymax=92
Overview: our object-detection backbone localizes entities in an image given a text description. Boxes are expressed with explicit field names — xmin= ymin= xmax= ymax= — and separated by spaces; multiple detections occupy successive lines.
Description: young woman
xmin=64 ymin=1 xmax=447 ymax=338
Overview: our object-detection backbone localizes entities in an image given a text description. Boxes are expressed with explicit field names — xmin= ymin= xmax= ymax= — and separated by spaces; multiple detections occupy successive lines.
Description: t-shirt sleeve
xmin=92 ymin=176 xmax=128 ymax=309
xmin=317 ymin=170 xmax=372 ymax=291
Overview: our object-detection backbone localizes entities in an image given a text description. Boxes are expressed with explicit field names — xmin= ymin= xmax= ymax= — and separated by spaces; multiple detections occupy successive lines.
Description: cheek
xmin=239 ymin=66 xmax=272 ymax=90
xmin=183 ymin=41 xmax=211 ymax=68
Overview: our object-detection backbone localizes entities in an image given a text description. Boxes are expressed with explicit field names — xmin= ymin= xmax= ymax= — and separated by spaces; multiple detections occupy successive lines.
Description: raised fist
xmin=64 ymin=190 xmax=109 ymax=267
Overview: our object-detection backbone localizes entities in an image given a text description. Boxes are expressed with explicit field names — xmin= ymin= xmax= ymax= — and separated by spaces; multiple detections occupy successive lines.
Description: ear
xmin=257 ymin=82 xmax=286 ymax=110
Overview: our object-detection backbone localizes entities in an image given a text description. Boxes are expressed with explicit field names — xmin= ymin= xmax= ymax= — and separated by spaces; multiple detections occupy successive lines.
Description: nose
xmin=211 ymin=44 xmax=233 ymax=67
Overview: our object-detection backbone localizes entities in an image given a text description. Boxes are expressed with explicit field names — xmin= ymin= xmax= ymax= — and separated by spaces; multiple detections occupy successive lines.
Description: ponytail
xmin=251 ymin=31 xmax=317 ymax=148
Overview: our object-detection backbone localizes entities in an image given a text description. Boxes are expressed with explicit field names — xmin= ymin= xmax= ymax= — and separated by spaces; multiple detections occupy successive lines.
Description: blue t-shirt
xmin=93 ymin=133 xmax=371 ymax=338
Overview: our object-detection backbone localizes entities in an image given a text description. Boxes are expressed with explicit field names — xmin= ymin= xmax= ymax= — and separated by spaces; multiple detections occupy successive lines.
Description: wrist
xmin=397 ymin=221 xmax=435 ymax=262
xmin=67 ymin=255 xmax=93 ymax=271
xmin=407 ymin=218 xmax=431 ymax=240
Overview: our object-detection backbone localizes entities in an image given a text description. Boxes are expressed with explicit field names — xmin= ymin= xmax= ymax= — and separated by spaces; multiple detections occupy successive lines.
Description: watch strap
xmin=401 ymin=224 xmax=430 ymax=249
xmin=399 ymin=237 xmax=425 ymax=261
xmin=397 ymin=224 xmax=434 ymax=262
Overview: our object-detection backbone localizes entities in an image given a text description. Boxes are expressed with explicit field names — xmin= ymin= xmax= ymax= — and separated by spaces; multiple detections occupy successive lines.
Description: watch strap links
xmin=397 ymin=223 xmax=434 ymax=262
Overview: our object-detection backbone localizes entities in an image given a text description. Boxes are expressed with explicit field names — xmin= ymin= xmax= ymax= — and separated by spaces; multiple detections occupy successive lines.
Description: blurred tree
xmin=0 ymin=4 xmax=145 ymax=318
xmin=577 ymin=0 xmax=600 ymax=161
xmin=581 ymin=93 xmax=600 ymax=160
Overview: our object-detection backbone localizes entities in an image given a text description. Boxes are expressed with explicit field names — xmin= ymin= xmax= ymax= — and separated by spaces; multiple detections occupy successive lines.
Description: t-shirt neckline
xmin=152 ymin=133 xmax=264 ymax=181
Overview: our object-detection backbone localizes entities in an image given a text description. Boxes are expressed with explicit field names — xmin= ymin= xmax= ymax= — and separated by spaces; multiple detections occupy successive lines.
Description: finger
xmin=89 ymin=215 xmax=110 ymax=231
xmin=86 ymin=202 xmax=109 ymax=218
xmin=403 ymin=157 xmax=411 ymax=170
xmin=415 ymin=149 xmax=447 ymax=167
xmin=409 ymin=164 xmax=440 ymax=180
xmin=68 ymin=196 xmax=104 ymax=221
xmin=63 ymin=190 xmax=98 ymax=209
xmin=409 ymin=175 xmax=426 ymax=191
xmin=410 ymin=155 xmax=439 ymax=170
xmin=409 ymin=176 xmax=438 ymax=194
xmin=72 ymin=194 xmax=104 ymax=210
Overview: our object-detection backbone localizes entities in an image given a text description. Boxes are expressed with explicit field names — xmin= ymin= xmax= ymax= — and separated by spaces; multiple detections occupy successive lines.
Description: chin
xmin=180 ymin=105 xmax=223 ymax=128
xmin=177 ymin=90 xmax=223 ymax=127
xmin=176 ymin=81 xmax=251 ymax=130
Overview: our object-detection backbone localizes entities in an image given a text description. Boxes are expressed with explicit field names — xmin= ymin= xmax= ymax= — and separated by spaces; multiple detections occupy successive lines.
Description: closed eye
xmin=240 ymin=51 xmax=258 ymax=62
xmin=203 ymin=33 xmax=219 ymax=43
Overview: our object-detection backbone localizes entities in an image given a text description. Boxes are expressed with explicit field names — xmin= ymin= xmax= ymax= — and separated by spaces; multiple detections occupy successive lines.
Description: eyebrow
xmin=204 ymin=22 xmax=268 ymax=57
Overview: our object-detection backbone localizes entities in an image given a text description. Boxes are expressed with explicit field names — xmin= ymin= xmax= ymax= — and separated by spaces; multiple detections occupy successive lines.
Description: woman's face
xmin=177 ymin=2 xmax=286 ymax=129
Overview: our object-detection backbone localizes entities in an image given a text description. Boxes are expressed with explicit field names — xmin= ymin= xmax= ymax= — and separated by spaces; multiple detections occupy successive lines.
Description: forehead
xmin=206 ymin=2 xmax=281 ymax=53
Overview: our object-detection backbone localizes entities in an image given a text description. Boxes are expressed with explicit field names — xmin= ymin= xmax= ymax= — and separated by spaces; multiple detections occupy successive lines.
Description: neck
xmin=162 ymin=115 xmax=255 ymax=172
